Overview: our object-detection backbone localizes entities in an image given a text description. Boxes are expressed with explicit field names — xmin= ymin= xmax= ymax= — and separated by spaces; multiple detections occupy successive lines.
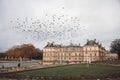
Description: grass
xmin=17 ymin=64 xmax=120 ymax=76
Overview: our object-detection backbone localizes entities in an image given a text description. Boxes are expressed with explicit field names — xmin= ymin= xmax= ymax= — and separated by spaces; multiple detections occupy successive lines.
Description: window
xmin=50 ymin=53 xmax=52 ymax=56
xmin=75 ymin=53 xmax=77 ymax=56
xmin=90 ymin=53 xmax=92 ymax=56
xmin=95 ymin=53 xmax=96 ymax=56
xmin=90 ymin=48 xmax=91 ymax=51
xmin=61 ymin=53 xmax=63 ymax=56
xmin=44 ymin=53 xmax=46 ymax=56
xmin=71 ymin=48 xmax=75 ymax=51
xmin=94 ymin=47 xmax=96 ymax=50
xmin=64 ymin=57 xmax=66 ymax=60
xmin=64 ymin=53 xmax=65 ymax=56
xmin=69 ymin=53 xmax=71 ymax=56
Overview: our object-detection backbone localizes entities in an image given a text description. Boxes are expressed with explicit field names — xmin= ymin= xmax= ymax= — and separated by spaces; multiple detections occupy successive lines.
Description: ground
xmin=17 ymin=64 xmax=120 ymax=76
xmin=0 ymin=63 xmax=120 ymax=80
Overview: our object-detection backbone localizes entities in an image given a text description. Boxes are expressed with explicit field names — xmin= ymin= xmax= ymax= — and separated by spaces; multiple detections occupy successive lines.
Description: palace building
xmin=43 ymin=39 xmax=118 ymax=64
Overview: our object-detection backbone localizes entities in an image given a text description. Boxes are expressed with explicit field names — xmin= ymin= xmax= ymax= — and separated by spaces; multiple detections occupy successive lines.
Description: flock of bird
xmin=10 ymin=12 xmax=85 ymax=41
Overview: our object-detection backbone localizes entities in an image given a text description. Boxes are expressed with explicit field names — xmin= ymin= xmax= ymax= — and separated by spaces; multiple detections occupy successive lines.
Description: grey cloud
xmin=0 ymin=0 xmax=120 ymax=52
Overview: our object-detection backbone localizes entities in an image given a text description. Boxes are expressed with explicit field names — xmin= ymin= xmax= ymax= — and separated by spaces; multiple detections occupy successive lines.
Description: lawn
xmin=18 ymin=64 xmax=120 ymax=76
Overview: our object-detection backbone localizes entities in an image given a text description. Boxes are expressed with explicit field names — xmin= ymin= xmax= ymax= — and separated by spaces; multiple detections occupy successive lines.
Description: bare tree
xmin=110 ymin=39 xmax=120 ymax=60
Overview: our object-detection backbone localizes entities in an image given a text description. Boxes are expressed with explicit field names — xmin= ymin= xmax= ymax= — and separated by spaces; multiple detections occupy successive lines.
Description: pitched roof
xmin=45 ymin=42 xmax=62 ymax=47
xmin=85 ymin=39 xmax=98 ymax=46
xmin=45 ymin=42 xmax=82 ymax=48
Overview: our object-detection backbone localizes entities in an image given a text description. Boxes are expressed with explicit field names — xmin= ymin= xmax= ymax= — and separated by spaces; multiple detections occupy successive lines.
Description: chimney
xmin=97 ymin=42 xmax=99 ymax=45
xmin=94 ymin=38 xmax=96 ymax=42
xmin=87 ymin=39 xmax=89 ymax=42
xmin=47 ymin=42 xmax=50 ymax=44
xmin=52 ymin=41 xmax=55 ymax=44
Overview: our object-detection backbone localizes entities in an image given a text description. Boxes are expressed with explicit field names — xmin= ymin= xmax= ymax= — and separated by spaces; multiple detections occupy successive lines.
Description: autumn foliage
xmin=6 ymin=44 xmax=42 ymax=60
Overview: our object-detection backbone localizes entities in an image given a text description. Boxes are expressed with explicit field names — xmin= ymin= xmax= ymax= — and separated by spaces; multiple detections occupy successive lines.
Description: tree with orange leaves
xmin=6 ymin=44 xmax=42 ymax=60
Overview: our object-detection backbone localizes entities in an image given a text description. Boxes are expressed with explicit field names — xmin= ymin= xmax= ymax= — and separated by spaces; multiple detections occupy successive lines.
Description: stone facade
xmin=43 ymin=39 xmax=118 ymax=64
xmin=105 ymin=52 xmax=118 ymax=60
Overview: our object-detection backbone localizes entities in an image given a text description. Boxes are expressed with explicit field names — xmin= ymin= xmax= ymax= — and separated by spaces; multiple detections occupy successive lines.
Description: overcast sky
xmin=0 ymin=0 xmax=120 ymax=52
